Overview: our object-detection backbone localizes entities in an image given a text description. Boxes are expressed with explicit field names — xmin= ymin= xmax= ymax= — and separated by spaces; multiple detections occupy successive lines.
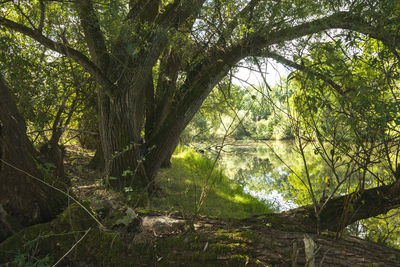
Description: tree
xmin=273 ymin=35 xmax=400 ymax=234
xmin=0 ymin=75 xmax=67 ymax=241
xmin=0 ymin=26 xmax=94 ymax=179
xmin=0 ymin=24 xmax=93 ymax=241
xmin=2 ymin=0 xmax=399 ymax=192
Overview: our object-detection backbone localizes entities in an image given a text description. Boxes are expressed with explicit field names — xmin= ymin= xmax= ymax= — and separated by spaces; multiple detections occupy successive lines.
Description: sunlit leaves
xmin=0 ymin=23 xmax=93 ymax=140
xmin=287 ymin=32 xmax=400 ymax=241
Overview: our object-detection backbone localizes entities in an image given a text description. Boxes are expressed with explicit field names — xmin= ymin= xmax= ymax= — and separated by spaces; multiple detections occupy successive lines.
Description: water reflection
xmin=212 ymin=140 xmax=299 ymax=211
xmin=203 ymin=140 xmax=361 ymax=211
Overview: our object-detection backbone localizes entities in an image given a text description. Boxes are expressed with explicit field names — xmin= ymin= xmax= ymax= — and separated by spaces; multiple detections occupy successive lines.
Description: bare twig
xmin=52 ymin=227 xmax=91 ymax=267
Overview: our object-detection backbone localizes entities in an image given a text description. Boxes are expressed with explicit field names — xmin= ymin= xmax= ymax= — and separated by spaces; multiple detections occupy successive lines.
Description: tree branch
xmin=75 ymin=0 xmax=110 ymax=72
xmin=38 ymin=0 xmax=45 ymax=33
xmin=219 ymin=0 xmax=262 ymax=42
xmin=13 ymin=2 xmax=36 ymax=29
xmin=178 ymin=11 xmax=399 ymax=124
xmin=0 ymin=17 xmax=115 ymax=97
xmin=248 ymin=11 xmax=399 ymax=52
xmin=183 ymin=12 xmax=369 ymax=104
xmin=127 ymin=0 xmax=161 ymax=23
xmin=156 ymin=0 xmax=206 ymax=28
xmin=265 ymin=52 xmax=346 ymax=96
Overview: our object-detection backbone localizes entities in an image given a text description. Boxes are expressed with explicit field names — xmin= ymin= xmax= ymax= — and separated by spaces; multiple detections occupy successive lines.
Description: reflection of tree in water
xmin=235 ymin=157 xmax=272 ymax=183
xmin=221 ymin=148 xmax=295 ymax=210
xmin=219 ymin=142 xmax=335 ymax=209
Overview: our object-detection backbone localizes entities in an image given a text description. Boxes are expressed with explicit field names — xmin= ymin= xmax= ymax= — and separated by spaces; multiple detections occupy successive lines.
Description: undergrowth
xmin=149 ymin=146 xmax=274 ymax=218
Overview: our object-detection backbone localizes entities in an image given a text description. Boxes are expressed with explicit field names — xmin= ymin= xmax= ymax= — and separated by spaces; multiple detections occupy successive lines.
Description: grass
xmin=149 ymin=146 xmax=274 ymax=219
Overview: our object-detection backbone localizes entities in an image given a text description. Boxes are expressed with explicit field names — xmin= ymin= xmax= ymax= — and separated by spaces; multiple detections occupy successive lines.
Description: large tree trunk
xmin=98 ymin=85 xmax=148 ymax=190
xmin=0 ymin=76 xmax=68 ymax=241
xmin=251 ymin=179 xmax=400 ymax=234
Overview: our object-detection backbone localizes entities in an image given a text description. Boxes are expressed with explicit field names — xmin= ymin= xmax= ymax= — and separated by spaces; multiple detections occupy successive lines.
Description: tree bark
xmin=88 ymin=145 xmax=104 ymax=171
xmin=249 ymin=179 xmax=400 ymax=235
xmin=316 ymin=180 xmax=400 ymax=232
xmin=0 ymin=76 xmax=67 ymax=242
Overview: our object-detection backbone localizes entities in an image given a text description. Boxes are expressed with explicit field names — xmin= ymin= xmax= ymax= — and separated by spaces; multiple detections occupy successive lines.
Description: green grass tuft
xmin=150 ymin=147 xmax=274 ymax=218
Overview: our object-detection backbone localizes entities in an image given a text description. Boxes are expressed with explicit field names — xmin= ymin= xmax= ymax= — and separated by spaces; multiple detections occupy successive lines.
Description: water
xmin=202 ymin=140 xmax=384 ymax=212
xmin=207 ymin=140 xmax=300 ymax=211
xmin=204 ymin=140 xmax=400 ymax=247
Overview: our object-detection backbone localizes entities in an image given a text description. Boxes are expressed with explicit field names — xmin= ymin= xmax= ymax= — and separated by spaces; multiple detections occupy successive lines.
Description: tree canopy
xmin=1 ymin=0 xmax=400 ymax=188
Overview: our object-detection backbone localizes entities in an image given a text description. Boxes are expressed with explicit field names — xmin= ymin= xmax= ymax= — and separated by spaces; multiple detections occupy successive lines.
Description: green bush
xmin=255 ymin=119 xmax=269 ymax=139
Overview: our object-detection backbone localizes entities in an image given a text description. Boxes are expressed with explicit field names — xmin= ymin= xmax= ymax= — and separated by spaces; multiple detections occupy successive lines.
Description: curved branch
xmin=249 ymin=11 xmax=399 ymax=51
xmin=180 ymin=11 xmax=398 ymax=118
xmin=0 ymin=17 xmax=115 ymax=97
xmin=185 ymin=12 xmax=381 ymax=102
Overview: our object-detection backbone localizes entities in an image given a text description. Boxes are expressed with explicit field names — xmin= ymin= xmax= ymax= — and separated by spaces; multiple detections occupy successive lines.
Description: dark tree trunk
xmin=251 ymin=179 xmax=400 ymax=234
xmin=0 ymin=76 xmax=68 ymax=242
xmin=88 ymin=145 xmax=104 ymax=171
xmin=38 ymin=140 xmax=67 ymax=184
xmin=98 ymin=86 xmax=148 ymax=190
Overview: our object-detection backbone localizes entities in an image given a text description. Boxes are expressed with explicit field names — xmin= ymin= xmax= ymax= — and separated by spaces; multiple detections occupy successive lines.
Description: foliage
xmin=182 ymin=81 xmax=294 ymax=143
xmin=285 ymin=35 xmax=400 ymax=240
xmin=361 ymin=210 xmax=400 ymax=248
xmin=9 ymin=240 xmax=53 ymax=267
xmin=0 ymin=25 xmax=94 ymax=145
xmin=255 ymin=119 xmax=269 ymax=139
xmin=289 ymin=37 xmax=400 ymax=190
xmin=1 ymin=0 xmax=400 ymax=254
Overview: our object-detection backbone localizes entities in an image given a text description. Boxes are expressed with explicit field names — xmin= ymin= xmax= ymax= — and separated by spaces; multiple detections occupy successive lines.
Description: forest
xmin=1 ymin=0 xmax=400 ymax=266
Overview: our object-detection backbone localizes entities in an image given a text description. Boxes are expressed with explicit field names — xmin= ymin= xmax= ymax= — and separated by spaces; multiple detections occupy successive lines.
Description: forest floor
xmin=67 ymin=145 xmax=400 ymax=266
xmin=1 ymin=145 xmax=400 ymax=266
xmin=64 ymin=145 xmax=111 ymax=209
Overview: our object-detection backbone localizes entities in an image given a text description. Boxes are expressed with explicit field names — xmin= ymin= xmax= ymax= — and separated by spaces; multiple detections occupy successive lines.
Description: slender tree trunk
xmin=88 ymin=145 xmax=104 ymax=171
xmin=38 ymin=138 xmax=67 ymax=184
xmin=0 ymin=76 xmax=67 ymax=241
